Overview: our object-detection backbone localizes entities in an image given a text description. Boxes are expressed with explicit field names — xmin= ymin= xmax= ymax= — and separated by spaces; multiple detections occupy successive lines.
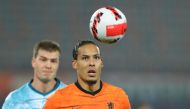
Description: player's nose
xmin=45 ymin=61 xmax=52 ymax=68
xmin=89 ymin=58 xmax=95 ymax=67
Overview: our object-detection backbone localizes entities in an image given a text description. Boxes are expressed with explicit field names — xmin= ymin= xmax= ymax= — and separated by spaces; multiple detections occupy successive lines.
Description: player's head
xmin=32 ymin=40 xmax=61 ymax=83
xmin=33 ymin=40 xmax=61 ymax=58
xmin=72 ymin=40 xmax=98 ymax=60
xmin=72 ymin=40 xmax=103 ymax=85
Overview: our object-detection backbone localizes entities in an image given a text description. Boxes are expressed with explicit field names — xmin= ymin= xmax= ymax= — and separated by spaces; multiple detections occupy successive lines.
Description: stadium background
xmin=0 ymin=0 xmax=190 ymax=109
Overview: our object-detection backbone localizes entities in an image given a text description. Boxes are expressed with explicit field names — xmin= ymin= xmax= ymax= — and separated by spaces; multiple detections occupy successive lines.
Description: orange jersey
xmin=44 ymin=82 xmax=131 ymax=109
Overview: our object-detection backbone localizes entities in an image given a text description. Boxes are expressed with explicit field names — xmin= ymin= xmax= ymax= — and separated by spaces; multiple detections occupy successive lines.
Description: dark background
xmin=0 ymin=0 xmax=190 ymax=109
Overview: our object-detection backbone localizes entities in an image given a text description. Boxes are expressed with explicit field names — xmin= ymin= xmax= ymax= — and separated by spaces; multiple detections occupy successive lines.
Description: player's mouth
xmin=88 ymin=70 xmax=96 ymax=77
xmin=43 ymin=70 xmax=53 ymax=74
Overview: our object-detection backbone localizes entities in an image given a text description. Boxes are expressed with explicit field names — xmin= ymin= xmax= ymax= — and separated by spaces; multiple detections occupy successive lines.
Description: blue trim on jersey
xmin=28 ymin=78 xmax=61 ymax=96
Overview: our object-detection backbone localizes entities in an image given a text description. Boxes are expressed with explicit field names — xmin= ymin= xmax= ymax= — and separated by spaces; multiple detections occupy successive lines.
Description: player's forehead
xmin=37 ymin=49 xmax=60 ymax=58
xmin=78 ymin=44 xmax=100 ymax=56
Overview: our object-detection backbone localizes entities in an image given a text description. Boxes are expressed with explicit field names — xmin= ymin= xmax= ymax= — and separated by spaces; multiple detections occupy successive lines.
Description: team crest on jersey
xmin=107 ymin=101 xmax=114 ymax=109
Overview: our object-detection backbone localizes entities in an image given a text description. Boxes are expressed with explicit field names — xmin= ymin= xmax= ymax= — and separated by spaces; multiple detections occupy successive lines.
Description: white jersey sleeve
xmin=2 ymin=79 xmax=66 ymax=109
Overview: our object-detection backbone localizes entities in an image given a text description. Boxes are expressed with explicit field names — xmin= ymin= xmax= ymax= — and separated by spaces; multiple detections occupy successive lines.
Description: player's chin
xmin=87 ymin=80 xmax=97 ymax=85
xmin=43 ymin=73 xmax=55 ymax=78
xmin=41 ymin=76 xmax=54 ymax=83
xmin=86 ymin=78 xmax=98 ymax=85
xmin=40 ymin=78 xmax=51 ymax=83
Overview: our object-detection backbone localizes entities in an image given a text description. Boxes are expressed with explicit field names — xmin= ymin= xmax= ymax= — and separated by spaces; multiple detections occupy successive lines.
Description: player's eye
xmin=51 ymin=59 xmax=58 ymax=63
xmin=39 ymin=58 xmax=47 ymax=62
xmin=94 ymin=55 xmax=100 ymax=60
xmin=82 ymin=56 xmax=88 ymax=60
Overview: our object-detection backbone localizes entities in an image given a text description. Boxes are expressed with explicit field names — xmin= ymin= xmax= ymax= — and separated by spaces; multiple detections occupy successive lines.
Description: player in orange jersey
xmin=44 ymin=40 xmax=131 ymax=109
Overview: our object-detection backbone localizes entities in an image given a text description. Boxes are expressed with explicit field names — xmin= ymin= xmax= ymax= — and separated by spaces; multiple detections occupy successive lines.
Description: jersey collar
xmin=29 ymin=78 xmax=60 ymax=96
xmin=75 ymin=81 xmax=103 ymax=96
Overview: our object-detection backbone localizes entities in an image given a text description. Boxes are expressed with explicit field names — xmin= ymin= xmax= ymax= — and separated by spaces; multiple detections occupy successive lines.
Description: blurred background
xmin=0 ymin=0 xmax=190 ymax=109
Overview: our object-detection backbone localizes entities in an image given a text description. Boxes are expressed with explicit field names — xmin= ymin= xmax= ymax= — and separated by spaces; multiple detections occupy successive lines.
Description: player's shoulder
xmin=47 ymin=83 xmax=76 ymax=102
xmin=54 ymin=83 xmax=76 ymax=95
xmin=102 ymin=82 xmax=128 ymax=95
xmin=102 ymin=82 xmax=131 ymax=108
xmin=2 ymin=82 xmax=29 ymax=108
xmin=102 ymin=82 xmax=130 ymax=102
xmin=103 ymin=82 xmax=124 ymax=91
xmin=5 ymin=82 xmax=29 ymax=100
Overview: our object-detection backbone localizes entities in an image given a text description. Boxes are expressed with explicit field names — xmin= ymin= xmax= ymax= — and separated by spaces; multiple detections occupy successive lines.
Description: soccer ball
xmin=89 ymin=6 xmax=127 ymax=44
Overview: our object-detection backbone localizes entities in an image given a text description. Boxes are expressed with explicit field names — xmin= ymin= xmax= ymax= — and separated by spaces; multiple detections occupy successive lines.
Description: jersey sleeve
xmin=2 ymin=94 xmax=18 ymax=109
xmin=2 ymin=101 xmax=14 ymax=109
xmin=117 ymin=89 xmax=131 ymax=109
xmin=2 ymin=91 xmax=32 ymax=109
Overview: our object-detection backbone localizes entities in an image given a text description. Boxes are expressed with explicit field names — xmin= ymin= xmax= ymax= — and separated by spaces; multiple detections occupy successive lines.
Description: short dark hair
xmin=33 ymin=40 xmax=61 ymax=58
xmin=72 ymin=40 xmax=98 ymax=60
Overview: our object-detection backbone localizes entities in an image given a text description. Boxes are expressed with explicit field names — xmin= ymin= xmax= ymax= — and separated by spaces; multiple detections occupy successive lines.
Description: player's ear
xmin=72 ymin=60 xmax=77 ymax=69
xmin=31 ymin=57 xmax=36 ymax=68
xmin=101 ymin=58 xmax=104 ymax=68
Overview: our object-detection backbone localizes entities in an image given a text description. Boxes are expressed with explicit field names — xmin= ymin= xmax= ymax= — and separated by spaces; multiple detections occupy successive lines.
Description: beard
xmin=85 ymin=80 xmax=97 ymax=85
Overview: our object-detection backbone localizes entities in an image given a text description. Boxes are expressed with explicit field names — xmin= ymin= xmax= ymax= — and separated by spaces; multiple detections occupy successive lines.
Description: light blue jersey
xmin=2 ymin=79 xmax=66 ymax=109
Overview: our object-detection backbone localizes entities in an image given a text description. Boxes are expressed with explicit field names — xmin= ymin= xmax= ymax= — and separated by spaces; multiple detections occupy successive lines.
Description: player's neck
xmin=78 ymin=80 xmax=101 ymax=92
xmin=31 ymin=78 xmax=56 ymax=93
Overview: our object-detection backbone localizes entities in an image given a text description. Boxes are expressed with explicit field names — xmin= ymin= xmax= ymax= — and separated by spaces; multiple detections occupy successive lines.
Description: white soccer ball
xmin=89 ymin=6 xmax=127 ymax=44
